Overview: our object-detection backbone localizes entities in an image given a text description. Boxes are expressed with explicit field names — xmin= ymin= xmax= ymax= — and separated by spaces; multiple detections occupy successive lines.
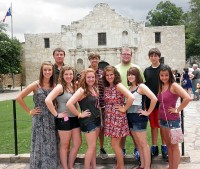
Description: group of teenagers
xmin=16 ymin=47 xmax=191 ymax=169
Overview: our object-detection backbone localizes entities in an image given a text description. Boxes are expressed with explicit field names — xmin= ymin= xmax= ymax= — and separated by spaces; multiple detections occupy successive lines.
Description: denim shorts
xmin=80 ymin=117 xmax=100 ymax=133
xmin=128 ymin=121 xmax=148 ymax=132
xmin=160 ymin=119 xmax=181 ymax=129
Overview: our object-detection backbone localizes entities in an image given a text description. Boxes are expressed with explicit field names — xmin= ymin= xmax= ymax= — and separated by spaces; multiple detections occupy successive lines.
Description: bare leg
xmin=111 ymin=137 xmax=125 ymax=169
xmin=84 ymin=130 xmax=98 ymax=169
xmin=151 ymin=127 xmax=158 ymax=145
xmin=68 ymin=128 xmax=82 ymax=169
xmin=58 ymin=130 xmax=71 ymax=169
xmin=132 ymin=131 xmax=150 ymax=169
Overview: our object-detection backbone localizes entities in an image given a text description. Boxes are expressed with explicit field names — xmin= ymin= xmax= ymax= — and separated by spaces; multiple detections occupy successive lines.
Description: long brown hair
xmin=127 ymin=67 xmax=143 ymax=86
xmin=58 ymin=66 xmax=76 ymax=91
xmin=39 ymin=61 xmax=55 ymax=87
xmin=79 ymin=68 xmax=99 ymax=96
xmin=158 ymin=65 xmax=175 ymax=93
xmin=102 ymin=65 xmax=121 ymax=87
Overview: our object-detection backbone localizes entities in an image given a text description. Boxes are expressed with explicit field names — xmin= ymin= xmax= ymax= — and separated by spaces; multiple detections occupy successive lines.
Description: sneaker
xmin=151 ymin=146 xmax=159 ymax=157
xmin=122 ymin=148 xmax=126 ymax=157
xmin=98 ymin=148 xmax=108 ymax=159
xmin=161 ymin=145 xmax=168 ymax=159
xmin=133 ymin=148 xmax=140 ymax=161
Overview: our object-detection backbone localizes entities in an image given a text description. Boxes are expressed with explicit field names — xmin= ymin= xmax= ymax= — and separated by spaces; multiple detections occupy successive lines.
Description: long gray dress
xmin=30 ymin=87 xmax=58 ymax=169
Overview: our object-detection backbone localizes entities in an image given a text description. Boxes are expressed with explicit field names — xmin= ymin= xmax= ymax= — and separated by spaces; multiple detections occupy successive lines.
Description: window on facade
xmin=98 ymin=33 xmax=106 ymax=46
xmin=160 ymin=57 xmax=164 ymax=64
xmin=44 ymin=38 xmax=50 ymax=48
xmin=155 ymin=32 xmax=161 ymax=43
xmin=76 ymin=33 xmax=82 ymax=48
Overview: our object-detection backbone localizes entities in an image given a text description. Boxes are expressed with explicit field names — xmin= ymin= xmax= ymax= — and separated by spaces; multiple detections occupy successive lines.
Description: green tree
xmin=186 ymin=0 xmax=200 ymax=57
xmin=146 ymin=1 xmax=184 ymax=26
xmin=0 ymin=32 xmax=22 ymax=90
xmin=0 ymin=21 xmax=7 ymax=32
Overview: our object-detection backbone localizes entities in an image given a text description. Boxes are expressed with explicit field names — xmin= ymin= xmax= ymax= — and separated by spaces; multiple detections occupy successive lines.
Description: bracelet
xmin=175 ymin=108 xmax=178 ymax=113
xmin=78 ymin=113 xmax=82 ymax=119
xmin=29 ymin=110 xmax=32 ymax=115
xmin=55 ymin=113 xmax=59 ymax=118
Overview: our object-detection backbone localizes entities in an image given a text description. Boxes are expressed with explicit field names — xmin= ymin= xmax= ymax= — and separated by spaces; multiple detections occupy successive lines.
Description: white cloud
xmin=0 ymin=0 xmax=190 ymax=42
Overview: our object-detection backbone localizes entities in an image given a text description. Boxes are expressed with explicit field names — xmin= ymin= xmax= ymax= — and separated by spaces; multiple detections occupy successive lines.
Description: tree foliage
xmin=186 ymin=0 xmax=200 ymax=57
xmin=146 ymin=1 xmax=184 ymax=26
xmin=0 ymin=32 xmax=22 ymax=74
xmin=0 ymin=22 xmax=7 ymax=32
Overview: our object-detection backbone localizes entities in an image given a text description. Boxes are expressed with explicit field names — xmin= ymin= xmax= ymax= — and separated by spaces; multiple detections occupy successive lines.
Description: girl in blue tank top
xmin=157 ymin=65 xmax=190 ymax=169
xmin=127 ymin=67 xmax=157 ymax=169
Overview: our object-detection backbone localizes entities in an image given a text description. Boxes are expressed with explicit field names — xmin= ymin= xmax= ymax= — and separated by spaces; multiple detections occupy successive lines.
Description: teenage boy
xmin=144 ymin=48 xmax=168 ymax=159
xmin=88 ymin=52 xmax=108 ymax=159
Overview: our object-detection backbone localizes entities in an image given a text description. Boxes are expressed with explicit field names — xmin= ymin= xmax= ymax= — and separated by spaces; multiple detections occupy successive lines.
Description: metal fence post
xmin=12 ymin=100 xmax=18 ymax=155
xmin=180 ymin=98 xmax=185 ymax=156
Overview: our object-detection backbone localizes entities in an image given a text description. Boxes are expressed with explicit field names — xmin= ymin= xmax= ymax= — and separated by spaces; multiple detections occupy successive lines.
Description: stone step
xmin=0 ymin=154 xmax=190 ymax=164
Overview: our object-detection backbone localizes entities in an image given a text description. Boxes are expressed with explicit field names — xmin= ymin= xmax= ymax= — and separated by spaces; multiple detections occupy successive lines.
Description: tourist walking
xmin=180 ymin=68 xmax=193 ymax=99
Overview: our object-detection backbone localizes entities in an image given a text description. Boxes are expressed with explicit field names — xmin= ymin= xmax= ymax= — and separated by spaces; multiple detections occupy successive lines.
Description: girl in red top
xmin=157 ymin=65 xmax=190 ymax=169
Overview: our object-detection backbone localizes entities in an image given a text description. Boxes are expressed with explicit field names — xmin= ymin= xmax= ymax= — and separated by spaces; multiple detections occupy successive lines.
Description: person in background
xmin=67 ymin=68 xmax=100 ymax=169
xmin=157 ymin=65 xmax=190 ymax=169
xmin=102 ymin=65 xmax=134 ymax=169
xmin=192 ymin=64 xmax=200 ymax=100
xmin=53 ymin=48 xmax=65 ymax=83
xmin=115 ymin=47 xmax=144 ymax=159
xmin=172 ymin=69 xmax=181 ymax=84
xmin=195 ymin=83 xmax=200 ymax=100
xmin=45 ymin=66 xmax=81 ymax=169
xmin=16 ymin=61 xmax=58 ymax=169
xmin=127 ymin=67 xmax=157 ymax=169
xmin=143 ymin=48 xmax=168 ymax=159
xmin=180 ymin=68 xmax=193 ymax=100
xmin=88 ymin=52 xmax=108 ymax=159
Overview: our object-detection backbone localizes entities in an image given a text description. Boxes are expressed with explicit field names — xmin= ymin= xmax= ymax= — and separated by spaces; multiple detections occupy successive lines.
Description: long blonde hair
xmin=79 ymin=68 xmax=99 ymax=96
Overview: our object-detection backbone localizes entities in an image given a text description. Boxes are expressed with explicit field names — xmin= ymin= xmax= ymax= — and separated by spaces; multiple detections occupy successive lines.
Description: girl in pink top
xmin=157 ymin=65 xmax=190 ymax=169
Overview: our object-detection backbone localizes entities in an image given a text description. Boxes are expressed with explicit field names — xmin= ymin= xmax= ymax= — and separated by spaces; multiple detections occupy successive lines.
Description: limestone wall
xmin=23 ymin=3 xmax=186 ymax=85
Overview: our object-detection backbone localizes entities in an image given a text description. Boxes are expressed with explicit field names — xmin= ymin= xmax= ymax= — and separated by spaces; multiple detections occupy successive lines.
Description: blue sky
xmin=1 ymin=0 xmax=190 ymax=42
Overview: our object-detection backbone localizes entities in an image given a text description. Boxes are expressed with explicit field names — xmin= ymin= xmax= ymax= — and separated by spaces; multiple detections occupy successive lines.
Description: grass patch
xmin=0 ymin=96 xmax=161 ymax=154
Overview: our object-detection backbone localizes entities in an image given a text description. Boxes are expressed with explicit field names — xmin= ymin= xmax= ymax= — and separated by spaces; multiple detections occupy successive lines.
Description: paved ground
xmin=0 ymin=88 xmax=200 ymax=168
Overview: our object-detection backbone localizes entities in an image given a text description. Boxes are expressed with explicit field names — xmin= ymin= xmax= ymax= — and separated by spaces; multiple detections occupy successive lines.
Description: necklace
xmin=66 ymin=85 xmax=73 ymax=93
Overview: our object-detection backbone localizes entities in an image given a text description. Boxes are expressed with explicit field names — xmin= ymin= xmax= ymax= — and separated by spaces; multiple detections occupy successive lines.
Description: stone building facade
xmin=23 ymin=3 xmax=185 ymax=85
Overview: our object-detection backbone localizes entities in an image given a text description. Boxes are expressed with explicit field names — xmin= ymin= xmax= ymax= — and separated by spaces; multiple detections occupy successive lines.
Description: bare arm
xmin=16 ymin=81 xmax=41 ymax=115
xmin=169 ymin=83 xmax=190 ymax=113
xmin=116 ymin=83 xmax=134 ymax=113
xmin=45 ymin=84 xmax=67 ymax=118
xmin=66 ymin=88 xmax=91 ymax=118
xmin=138 ymin=84 xmax=157 ymax=116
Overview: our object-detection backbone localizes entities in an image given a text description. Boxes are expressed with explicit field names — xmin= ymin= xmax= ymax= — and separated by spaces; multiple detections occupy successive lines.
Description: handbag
xmin=181 ymin=79 xmax=187 ymax=86
xmin=161 ymin=94 xmax=184 ymax=144
xmin=170 ymin=128 xmax=184 ymax=144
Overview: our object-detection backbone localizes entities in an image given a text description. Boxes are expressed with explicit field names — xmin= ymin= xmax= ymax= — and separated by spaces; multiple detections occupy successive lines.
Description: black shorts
xmin=56 ymin=116 xmax=80 ymax=131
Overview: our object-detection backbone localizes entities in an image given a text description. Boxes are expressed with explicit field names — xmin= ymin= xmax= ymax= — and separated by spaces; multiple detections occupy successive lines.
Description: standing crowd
xmin=16 ymin=47 xmax=191 ymax=169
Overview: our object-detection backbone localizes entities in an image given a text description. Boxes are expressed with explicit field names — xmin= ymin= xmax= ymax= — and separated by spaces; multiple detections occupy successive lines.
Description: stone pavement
xmin=1 ymin=88 xmax=200 ymax=168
